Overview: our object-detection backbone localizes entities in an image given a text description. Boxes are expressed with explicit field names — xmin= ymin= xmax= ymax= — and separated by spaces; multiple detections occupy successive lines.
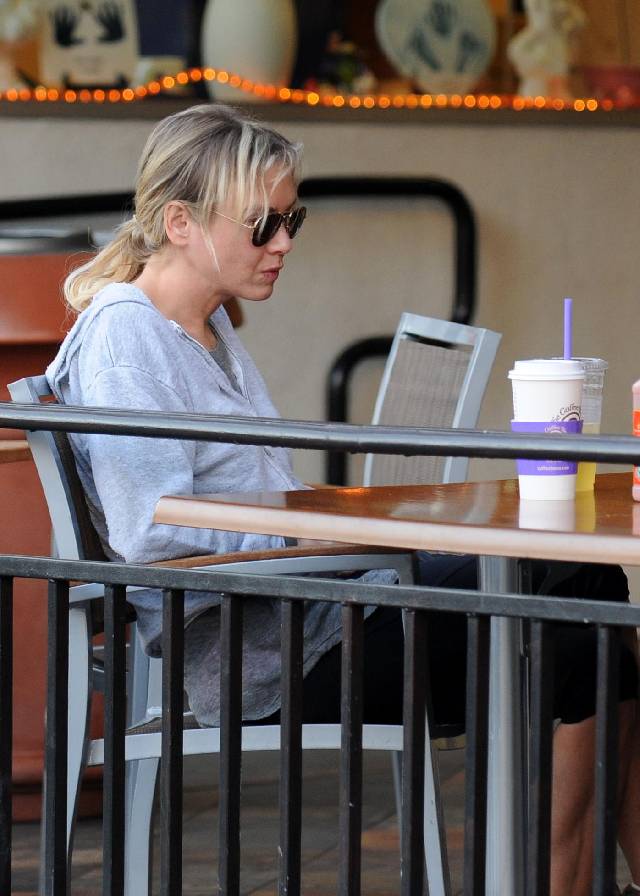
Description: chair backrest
xmin=7 ymin=374 xmax=107 ymax=562
xmin=363 ymin=313 xmax=501 ymax=487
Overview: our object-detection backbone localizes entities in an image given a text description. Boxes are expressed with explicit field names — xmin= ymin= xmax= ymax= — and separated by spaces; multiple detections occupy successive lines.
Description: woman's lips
xmin=262 ymin=268 xmax=281 ymax=282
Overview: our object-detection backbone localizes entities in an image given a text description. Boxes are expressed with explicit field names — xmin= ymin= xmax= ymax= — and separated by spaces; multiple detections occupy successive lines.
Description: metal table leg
xmin=480 ymin=555 xmax=525 ymax=896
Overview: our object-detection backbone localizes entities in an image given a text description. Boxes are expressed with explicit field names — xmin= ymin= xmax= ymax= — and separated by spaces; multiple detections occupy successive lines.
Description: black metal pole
xmin=0 ymin=577 xmax=12 ymax=896
xmin=43 ymin=580 xmax=70 ymax=896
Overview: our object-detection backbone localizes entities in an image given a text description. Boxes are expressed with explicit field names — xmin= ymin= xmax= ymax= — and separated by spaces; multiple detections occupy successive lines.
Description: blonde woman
xmin=47 ymin=103 xmax=639 ymax=894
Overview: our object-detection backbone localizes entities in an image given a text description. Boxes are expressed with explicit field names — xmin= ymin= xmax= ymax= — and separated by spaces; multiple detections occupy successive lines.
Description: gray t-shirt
xmin=46 ymin=284 xmax=398 ymax=726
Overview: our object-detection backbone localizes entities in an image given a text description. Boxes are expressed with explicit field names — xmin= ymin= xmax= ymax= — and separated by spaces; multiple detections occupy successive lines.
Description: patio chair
xmin=8 ymin=311 xmax=500 ymax=896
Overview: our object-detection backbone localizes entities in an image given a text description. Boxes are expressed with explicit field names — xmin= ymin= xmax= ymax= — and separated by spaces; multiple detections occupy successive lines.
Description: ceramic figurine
xmin=508 ymin=0 xmax=585 ymax=99
xmin=375 ymin=0 xmax=496 ymax=95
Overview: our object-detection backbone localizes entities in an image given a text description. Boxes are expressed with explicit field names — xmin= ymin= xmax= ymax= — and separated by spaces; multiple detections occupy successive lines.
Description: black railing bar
xmin=160 ymin=590 xmax=185 ymax=896
xmin=0 ymin=577 xmax=12 ymax=896
xmin=219 ymin=595 xmax=243 ymax=896
xmin=593 ymin=626 xmax=620 ymax=895
xmin=0 ymin=192 xmax=134 ymax=220
xmin=400 ymin=609 xmax=427 ymax=896
xmin=278 ymin=599 xmax=304 ymax=896
xmin=338 ymin=604 xmax=364 ymax=896
xmin=527 ymin=620 xmax=554 ymax=896
xmin=2 ymin=401 xmax=640 ymax=464
xmin=463 ymin=615 xmax=490 ymax=896
xmin=3 ymin=554 xmax=640 ymax=627
xmin=103 ymin=584 xmax=127 ymax=896
xmin=43 ymin=580 xmax=69 ymax=896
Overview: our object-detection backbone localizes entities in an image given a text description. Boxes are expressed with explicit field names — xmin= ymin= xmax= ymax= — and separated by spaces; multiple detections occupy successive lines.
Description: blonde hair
xmin=64 ymin=104 xmax=303 ymax=311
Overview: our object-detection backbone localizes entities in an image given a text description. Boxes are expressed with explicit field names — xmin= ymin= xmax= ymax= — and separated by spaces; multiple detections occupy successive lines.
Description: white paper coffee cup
xmin=519 ymin=498 xmax=576 ymax=531
xmin=508 ymin=359 xmax=584 ymax=500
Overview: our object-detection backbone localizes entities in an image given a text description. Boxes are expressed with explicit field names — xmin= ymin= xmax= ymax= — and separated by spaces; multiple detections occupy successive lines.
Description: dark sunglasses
xmin=215 ymin=206 xmax=307 ymax=247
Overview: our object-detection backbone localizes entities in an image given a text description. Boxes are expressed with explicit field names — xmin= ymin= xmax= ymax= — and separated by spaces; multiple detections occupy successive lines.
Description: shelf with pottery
xmin=0 ymin=0 xmax=638 ymax=127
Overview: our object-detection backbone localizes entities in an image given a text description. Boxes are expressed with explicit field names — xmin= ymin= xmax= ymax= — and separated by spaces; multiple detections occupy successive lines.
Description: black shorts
xmin=258 ymin=554 xmax=638 ymax=729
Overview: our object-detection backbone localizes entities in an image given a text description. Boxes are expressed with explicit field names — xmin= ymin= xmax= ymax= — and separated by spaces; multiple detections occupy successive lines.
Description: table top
xmin=0 ymin=440 xmax=30 ymax=464
xmin=154 ymin=472 xmax=640 ymax=567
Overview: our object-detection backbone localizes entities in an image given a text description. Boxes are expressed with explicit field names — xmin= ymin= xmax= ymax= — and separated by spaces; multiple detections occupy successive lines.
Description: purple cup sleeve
xmin=511 ymin=419 xmax=583 ymax=476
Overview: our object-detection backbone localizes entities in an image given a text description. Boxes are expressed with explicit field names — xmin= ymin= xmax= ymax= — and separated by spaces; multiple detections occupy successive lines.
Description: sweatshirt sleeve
xmin=84 ymin=364 xmax=288 ymax=563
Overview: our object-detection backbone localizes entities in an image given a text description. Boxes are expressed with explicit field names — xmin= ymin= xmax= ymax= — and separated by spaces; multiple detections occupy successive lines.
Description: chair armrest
xmin=68 ymin=543 xmax=412 ymax=604
xmin=148 ymin=542 xmax=409 ymax=569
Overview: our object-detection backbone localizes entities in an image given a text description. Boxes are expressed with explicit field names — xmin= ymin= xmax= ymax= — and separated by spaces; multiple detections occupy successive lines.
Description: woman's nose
xmin=267 ymin=223 xmax=293 ymax=254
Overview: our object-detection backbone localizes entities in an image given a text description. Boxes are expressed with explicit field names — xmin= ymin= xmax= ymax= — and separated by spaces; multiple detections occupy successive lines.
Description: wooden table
xmin=155 ymin=472 xmax=640 ymax=565
xmin=155 ymin=472 xmax=639 ymax=894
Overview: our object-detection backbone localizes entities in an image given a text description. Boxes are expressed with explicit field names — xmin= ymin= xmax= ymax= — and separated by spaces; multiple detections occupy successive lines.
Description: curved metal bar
xmin=299 ymin=177 xmax=476 ymax=326
xmin=300 ymin=177 xmax=477 ymax=484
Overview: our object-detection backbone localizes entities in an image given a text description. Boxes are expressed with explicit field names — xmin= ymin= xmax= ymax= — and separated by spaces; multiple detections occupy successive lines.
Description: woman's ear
xmin=164 ymin=201 xmax=193 ymax=246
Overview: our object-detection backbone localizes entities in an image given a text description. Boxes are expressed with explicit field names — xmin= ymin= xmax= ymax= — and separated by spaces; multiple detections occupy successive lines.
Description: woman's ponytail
xmin=64 ymin=216 xmax=158 ymax=312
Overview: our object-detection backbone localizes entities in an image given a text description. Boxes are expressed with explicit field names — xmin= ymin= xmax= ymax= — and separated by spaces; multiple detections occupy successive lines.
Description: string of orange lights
xmin=0 ymin=65 xmax=633 ymax=113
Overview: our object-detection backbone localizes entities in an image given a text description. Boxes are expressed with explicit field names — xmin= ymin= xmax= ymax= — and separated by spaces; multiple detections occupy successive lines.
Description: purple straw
xmin=563 ymin=297 xmax=572 ymax=360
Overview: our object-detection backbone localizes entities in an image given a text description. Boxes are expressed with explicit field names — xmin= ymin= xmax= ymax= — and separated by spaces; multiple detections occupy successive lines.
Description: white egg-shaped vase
xmin=201 ymin=0 xmax=297 ymax=102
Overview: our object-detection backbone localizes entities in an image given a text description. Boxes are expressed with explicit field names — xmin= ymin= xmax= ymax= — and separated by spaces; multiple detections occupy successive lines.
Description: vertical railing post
xmin=400 ymin=608 xmax=427 ymax=896
xmin=527 ymin=620 xmax=554 ymax=896
xmin=160 ymin=589 xmax=185 ymax=896
xmin=219 ymin=595 xmax=243 ymax=896
xmin=0 ymin=576 xmax=13 ymax=896
xmin=279 ymin=599 xmax=304 ymax=896
xmin=43 ymin=580 xmax=70 ymax=896
xmin=463 ymin=614 xmax=490 ymax=896
xmin=338 ymin=604 xmax=364 ymax=896
xmin=593 ymin=626 xmax=620 ymax=895
xmin=103 ymin=584 xmax=128 ymax=896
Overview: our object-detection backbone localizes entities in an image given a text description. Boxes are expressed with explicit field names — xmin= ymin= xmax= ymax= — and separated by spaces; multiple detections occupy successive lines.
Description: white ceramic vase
xmin=201 ymin=0 xmax=297 ymax=102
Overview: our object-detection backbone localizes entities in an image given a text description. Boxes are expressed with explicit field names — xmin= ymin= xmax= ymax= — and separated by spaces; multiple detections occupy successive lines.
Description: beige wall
xmin=2 ymin=112 xmax=639 ymax=492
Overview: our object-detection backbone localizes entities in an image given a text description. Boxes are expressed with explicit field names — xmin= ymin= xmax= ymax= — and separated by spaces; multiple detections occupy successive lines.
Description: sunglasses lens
xmin=251 ymin=207 xmax=307 ymax=246
xmin=252 ymin=213 xmax=280 ymax=247
xmin=287 ymin=207 xmax=306 ymax=239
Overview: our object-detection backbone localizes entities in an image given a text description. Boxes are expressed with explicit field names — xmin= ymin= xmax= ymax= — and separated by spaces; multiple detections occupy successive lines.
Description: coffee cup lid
xmin=508 ymin=359 xmax=585 ymax=381
xmin=551 ymin=356 xmax=608 ymax=372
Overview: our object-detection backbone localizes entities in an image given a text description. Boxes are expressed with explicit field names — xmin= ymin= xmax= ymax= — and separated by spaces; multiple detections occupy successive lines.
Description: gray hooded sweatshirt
xmin=46 ymin=283 xmax=393 ymax=723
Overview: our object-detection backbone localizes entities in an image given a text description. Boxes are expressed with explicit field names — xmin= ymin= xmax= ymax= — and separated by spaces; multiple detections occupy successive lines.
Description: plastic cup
xmin=508 ymin=358 xmax=584 ymax=500
xmin=573 ymin=358 xmax=607 ymax=492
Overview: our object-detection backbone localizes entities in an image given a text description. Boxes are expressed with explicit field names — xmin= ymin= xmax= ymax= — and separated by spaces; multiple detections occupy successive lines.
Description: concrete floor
xmin=11 ymin=746 xmax=632 ymax=895
xmin=12 ymin=749 xmax=466 ymax=895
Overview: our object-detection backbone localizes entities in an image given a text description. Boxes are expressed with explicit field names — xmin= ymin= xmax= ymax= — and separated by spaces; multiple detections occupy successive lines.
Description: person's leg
xmin=541 ymin=562 xmax=639 ymax=894
xmin=416 ymin=554 xmax=639 ymax=895
xmin=616 ymin=629 xmax=640 ymax=887
xmin=550 ymin=715 xmax=597 ymax=896
xmin=550 ymin=701 xmax=637 ymax=896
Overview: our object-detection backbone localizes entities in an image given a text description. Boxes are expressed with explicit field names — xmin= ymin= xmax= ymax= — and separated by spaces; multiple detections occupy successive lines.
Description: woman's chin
xmin=239 ymin=286 xmax=275 ymax=302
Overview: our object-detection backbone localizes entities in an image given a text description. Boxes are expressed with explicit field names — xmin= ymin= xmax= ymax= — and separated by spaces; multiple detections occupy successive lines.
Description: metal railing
xmin=0 ymin=402 xmax=639 ymax=896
